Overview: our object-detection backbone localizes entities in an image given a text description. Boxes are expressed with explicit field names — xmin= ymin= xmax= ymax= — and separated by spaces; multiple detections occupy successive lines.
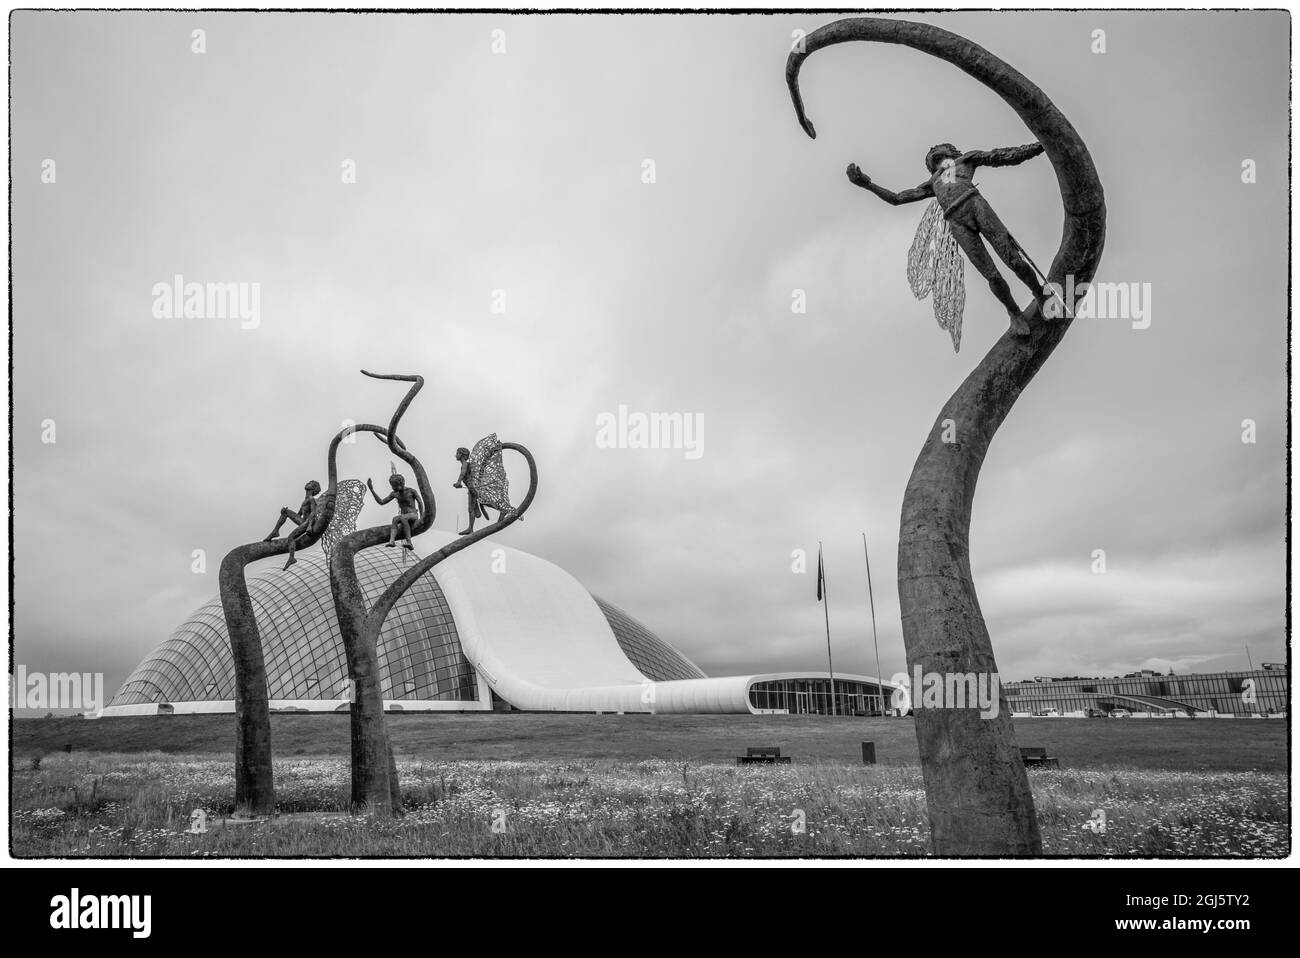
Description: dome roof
xmin=109 ymin=541 xmax=703 ymax=711
xmin=594 ymin=597 xmax=705 ymax=682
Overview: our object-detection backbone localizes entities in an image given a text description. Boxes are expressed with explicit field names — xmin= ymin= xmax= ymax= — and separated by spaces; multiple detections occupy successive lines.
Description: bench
xmin=1020 ymin=746 xmax=1060 ymax=769
xmin=737 ymin=746 xmax=792 ymax=765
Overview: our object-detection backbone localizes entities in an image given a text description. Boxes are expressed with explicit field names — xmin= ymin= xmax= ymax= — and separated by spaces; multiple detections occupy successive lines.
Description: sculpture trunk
xmin=329 ymin=372 xmax=437 ymax=818
xmin=220 ymin=490 xmax=337 ymax=817
xmin=330 ymin=558 xmax=401 ymax=817
xmin=332 ymin=588 xmax=392 ymax=815
xmin=787 ymin=16 xmax=1106 ymax=855
xmin=329 ymin=485 xmax=414 ymax=817
xmin=220 ymin=545 xmax=277 ymax=816
xmin=333 ymin=435 xmax=539 ymax=817
xmin=898 ymin=339 xmax=1067 ymax=854
xmin=220 ymin=416 xmax=393 ymax=817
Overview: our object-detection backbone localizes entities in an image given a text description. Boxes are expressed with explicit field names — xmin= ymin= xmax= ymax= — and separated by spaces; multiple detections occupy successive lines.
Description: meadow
xmin=10 ymin=715 xmax=1289 ymax=858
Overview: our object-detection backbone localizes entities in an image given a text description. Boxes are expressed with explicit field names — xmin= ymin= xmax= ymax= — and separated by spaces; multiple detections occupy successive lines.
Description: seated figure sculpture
xmin=263 ymin=479 xmax=322 ymax=570
xmin=367 ymin=467 xmax=422 ymax=551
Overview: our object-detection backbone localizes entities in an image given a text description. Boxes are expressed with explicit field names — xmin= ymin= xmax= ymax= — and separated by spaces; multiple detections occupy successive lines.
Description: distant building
xmin=1003 ymin=668 xmax=1287 ymax=717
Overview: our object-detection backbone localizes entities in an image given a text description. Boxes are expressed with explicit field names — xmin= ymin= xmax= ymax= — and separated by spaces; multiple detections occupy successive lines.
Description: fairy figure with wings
xmin=848 ymin=142 xmax=1048 ymax=351
xmin=454 ymin=433 xmax=517 ymax=536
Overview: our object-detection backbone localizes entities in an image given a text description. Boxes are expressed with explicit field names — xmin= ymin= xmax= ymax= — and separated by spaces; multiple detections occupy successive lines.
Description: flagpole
xmin=863 ymin=532 xmax=884 ymax=716
xmin=819 ymin=540 xmax=837 ymax=716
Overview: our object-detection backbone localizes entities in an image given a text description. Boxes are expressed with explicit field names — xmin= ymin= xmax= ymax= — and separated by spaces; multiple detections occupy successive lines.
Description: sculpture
xmin=220 ymin=405 xmax=404 ymax=816
xmin=368 ymin=467 xmax=423 ymax=550
xmin=787 ymin=16 xmax=1105 ymax=855
xmin=320 ymin=479 xmax=367 ymax=563
xmin=453 ymin=434 xmax=517 ymax=535
xmin=328 ymin=372 xmax=435 ymax=817
xmin=848 ymin=142 xmax=1047 ymax=345
xmin=262 ymin=479 xmax=324 ymax=570
xmin=329 ymin=374 xmax=539 ymax=816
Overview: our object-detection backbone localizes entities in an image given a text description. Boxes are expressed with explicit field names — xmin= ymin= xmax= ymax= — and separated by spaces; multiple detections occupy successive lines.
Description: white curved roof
xmin=426 ymin=531 xmax=893 ymax=714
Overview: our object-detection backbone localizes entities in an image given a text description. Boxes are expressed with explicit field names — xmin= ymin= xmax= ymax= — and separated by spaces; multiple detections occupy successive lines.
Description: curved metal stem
xmin=788 ymin=16 xmax=1105 ymax=855
xmin=221 ymin=420 xmax=395 ymax=816
xmin=328 ymin=372 xmax=441 ymax=816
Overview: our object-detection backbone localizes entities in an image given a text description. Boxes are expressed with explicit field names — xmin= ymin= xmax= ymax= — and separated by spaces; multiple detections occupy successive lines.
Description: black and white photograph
xmin=4 ymin=2 xmax=1292 ymax=896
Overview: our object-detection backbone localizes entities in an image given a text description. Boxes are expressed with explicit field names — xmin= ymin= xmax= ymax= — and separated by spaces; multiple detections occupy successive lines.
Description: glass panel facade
xmin=595 ymin=597 xmax=707 ymax=682
xmin=749 ymin=678 xmax=889 ymax=716
xmin=1003 ymin=669 xmax=1288 ymax=716
xmin=110 ymin=547 xmax=478 ymax=706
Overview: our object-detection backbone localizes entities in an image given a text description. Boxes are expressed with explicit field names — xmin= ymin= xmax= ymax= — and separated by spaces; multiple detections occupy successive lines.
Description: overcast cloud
xmin=10 ymin=11 xmax=1288 ymax=698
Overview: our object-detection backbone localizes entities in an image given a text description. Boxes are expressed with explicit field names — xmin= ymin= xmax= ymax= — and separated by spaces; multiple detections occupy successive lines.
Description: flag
xmin=816 ymin=544 xmax=825 ymax=602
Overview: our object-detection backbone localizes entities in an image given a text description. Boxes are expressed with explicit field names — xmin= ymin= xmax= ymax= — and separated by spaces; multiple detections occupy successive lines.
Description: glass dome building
xmin=106 ymin=535 xmax=706 ymax=715
xmin=105 ymin=532 xmax=892 ymax=717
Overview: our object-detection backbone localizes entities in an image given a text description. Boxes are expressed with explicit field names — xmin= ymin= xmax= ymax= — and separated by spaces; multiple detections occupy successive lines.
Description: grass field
xmin=13 ymin=713 xmax=1289 ymax=770
xmin=10 ymin=715 xmax=1289 ymax=858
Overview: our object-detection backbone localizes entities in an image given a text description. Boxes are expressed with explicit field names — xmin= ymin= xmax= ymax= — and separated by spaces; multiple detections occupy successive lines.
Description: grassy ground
xmin=13 ymin=713 xmax=1289 ymax=770
xmin=11 ymin=753 xmax=1287 ymax=858
xmin=11 ymin=716 xmax=1287 ymax=858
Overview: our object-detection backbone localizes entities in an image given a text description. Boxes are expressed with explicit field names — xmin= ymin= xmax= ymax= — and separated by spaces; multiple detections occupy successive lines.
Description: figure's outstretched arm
xmin=367 ymin=479 xmax=395 ymax=506
xmin=962 ymin=142 xmax=1044 ymax=168
xmin=846 ymin=163 xmax=934 ymax=205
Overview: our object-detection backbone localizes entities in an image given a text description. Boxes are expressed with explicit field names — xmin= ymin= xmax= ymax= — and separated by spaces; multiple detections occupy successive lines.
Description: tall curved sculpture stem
xmin=220 ymin=419 xmax=397 ymax=817
xmin=328 ymin=372 xmax=437 ymax=817
xmin=787 ymin=16 xmax=1105 ymax=854
xmin=331 ymin=386 xmax=539 ymax=816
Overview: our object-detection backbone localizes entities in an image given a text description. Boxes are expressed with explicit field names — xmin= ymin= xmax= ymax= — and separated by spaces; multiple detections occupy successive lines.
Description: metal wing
xmin=320 ymin=479 xmax=367 ymax=562
xmin=468 ymin=433 xmax=514 ymax=514
xmin=906 ymin=199 xmax=967 ymax=352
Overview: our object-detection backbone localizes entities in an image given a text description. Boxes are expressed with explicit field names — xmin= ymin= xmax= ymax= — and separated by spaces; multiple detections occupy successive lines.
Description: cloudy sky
xmin=10 ymin=10 xmax=1288 ymax=699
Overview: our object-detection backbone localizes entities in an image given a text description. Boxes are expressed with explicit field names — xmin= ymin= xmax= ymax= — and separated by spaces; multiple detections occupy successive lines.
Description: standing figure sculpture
xmin=263 ymin=480 xmax=323 ymax=570
xmin=453 ymin=434 xmax=517 ymax=535
xmin=847 ymin=141 xmax=1046 ymax=347
xmin=788 ymin=16 xmax=1105 ymax=855
xmin=368 ymin=467 xmax=422 ymax=550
